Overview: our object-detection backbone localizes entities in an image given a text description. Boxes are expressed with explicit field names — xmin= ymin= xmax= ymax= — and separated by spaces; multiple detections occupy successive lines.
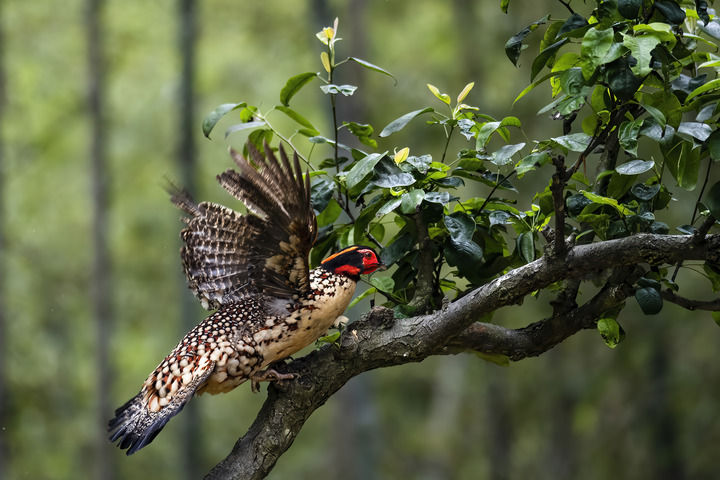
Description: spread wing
xmin=170 ymin=141 xmax=317 ymax=309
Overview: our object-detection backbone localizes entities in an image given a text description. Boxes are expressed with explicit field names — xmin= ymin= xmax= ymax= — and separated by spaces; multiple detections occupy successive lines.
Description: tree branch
xmin=206 ymin=234 xmax=720 ymax=479
xmin=661 ymin=289 xmax=720 ymax=312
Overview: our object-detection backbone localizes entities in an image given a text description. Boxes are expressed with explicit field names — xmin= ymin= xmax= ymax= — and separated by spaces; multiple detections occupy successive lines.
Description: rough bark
xmin=205 ymin=233 xmax=720 ymax=479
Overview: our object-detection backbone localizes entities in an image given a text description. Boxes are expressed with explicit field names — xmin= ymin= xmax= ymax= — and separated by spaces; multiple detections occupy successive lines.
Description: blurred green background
xmin=2 ymin=0 xmax=719 ymax=479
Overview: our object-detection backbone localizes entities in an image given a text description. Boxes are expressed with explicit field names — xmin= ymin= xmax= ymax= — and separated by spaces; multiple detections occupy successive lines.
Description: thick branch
xmin=408 ymin=211 xmax=435 ymax=312
xmin=206 ymin=234 xmax=720 ymax=479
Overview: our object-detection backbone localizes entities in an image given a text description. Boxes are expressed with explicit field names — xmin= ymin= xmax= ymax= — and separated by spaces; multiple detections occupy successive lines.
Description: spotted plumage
xmin=109 ymin=142 xmax=383 ymax=454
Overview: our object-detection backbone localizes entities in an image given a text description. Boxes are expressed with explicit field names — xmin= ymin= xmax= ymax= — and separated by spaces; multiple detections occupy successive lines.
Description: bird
xmin=108 ymin=141 xmax=383 ymax=455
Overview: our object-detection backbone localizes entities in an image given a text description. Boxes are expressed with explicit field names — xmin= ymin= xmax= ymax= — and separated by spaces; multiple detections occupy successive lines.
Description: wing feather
xmin=171 ymin=141 xmax=316 ymax=309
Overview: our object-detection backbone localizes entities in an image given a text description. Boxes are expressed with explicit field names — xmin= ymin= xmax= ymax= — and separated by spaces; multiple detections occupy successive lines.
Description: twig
xmin=661 ymin=289 xmax=720 ymax=311
xmin=550 ymin=155 xmax=568 ymax=257
xmin=557 ymin=0 xmax=575 ymax=15
xmin=477 ymin=170 xmax=517 ymax=213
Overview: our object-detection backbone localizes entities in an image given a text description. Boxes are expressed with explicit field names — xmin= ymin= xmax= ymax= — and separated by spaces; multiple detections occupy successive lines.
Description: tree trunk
xmin=0 ymin=0 xmax=8 ymax=475
xmin=177 ymin=0 xmax=202 ymax=477
xmin=87 ymin=0 xmax=113 ymax=478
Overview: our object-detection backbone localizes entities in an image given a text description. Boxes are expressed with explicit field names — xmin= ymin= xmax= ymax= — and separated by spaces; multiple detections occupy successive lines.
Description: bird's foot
xmin=250 ymin=368 xmax=298 ymax=393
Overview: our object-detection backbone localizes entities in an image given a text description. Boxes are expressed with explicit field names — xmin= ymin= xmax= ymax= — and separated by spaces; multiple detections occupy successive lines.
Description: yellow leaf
xmin=457 ymin=82 xmax=474 ymax=103
xmin=321 ymin=51 xmax=331 ymax=73
xmin=427 ymin=83 xmax=450 ymax=105
xmin=394 ymin=147 xmax=409 ymax=164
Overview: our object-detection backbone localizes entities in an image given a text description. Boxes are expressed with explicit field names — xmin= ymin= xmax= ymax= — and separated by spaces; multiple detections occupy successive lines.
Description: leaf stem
xmin=440 ymin=124 xmax=455 ymax=164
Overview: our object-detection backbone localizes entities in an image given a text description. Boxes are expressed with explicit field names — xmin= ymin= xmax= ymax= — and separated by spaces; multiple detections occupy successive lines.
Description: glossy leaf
xmin=274 ymin=106 xmax=318 ymax=132
xmin=704 ymin=181 xmax=720 ymax=219
xmin=379 ymin=107 xmax=434 ymax=137
xmin=280 ymin=72 xmax=317 ymax=106
xmin=622 ymin=34 xmax=661 ymax=76
xmin=516 ymin=231 xmax=535 ymax=263
xmin=550 ymin=133 xmax=592 ymax=152
xmin=597 ymin=317 xmax=626 ymax=348
xmin=505 ymin=15 xmax=549 ymax=66
xmin=320 ymin=84 xmax=358 ymax=96
xmin=202 ymin=102 xmax=246 ymax=138
xmin=655 ymin=0 xmax=686 ymax=24
xmin=346 ymin=153 xmax=384 ymax=189
xmin=618 ymin=0 xmax=641 ymax=19
xmin=400 ymin=189 xmax=425 ymax=214
xmin=635 ymin=287 xmax=663 ymax=314
xmin=631 ymin=183 xmax=661 ymax=201
xmin=348 ymin=57 xmax=397 ymax=84
xmin=373 ymin=158 xmax=416 ymax=188
xmin=491 ymin=143 xmax=525 ymax=165
xmin=616 ymin=159 xmax=654 ymax=175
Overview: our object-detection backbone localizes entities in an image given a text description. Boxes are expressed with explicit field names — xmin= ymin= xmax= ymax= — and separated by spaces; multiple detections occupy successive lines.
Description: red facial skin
xmin=357 ymin=248 xmax=383 ymax=274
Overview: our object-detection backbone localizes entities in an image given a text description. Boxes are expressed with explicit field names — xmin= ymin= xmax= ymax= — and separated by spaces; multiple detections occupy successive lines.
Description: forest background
xmin=1 ymin=0 xmax=718 ymax=479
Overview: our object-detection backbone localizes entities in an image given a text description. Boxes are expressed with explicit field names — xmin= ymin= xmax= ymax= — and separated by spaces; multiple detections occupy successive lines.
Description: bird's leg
xmin=249 ymin=367 xmax=298 ymax=393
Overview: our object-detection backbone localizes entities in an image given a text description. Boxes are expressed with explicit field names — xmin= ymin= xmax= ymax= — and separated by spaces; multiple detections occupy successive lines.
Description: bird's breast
xmin=254 ymin=272 xmax=356 ymax=367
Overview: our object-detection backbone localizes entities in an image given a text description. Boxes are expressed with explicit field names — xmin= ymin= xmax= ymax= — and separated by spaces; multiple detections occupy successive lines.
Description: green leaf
xmin=677 ymin=122 xmax=712 ymax=142
xmin=373 ymin=158 xmax=416 ymax=188
xmin=618 ymin=0 xmax=642 ymax=19
xmin=370 ymin=276 xmax=395 ymax=293
xmin=712 ymin=311 xmax=720 ymax=327
xmin=616 ymin=159 xmax=654 ymax=175
xmin=202 ymin=102 xmax=246 ymax=138
xmin=516 ymin=231 xmax=535 ymax=263
xmin=580 ymin=190 xmax=633 ymax=215
xmin=376 ymin=197 xmax=403 ymax=217
xmin=597 ymin=317 xmax=626 ymax=348
xmin=280 ymin=72 xmax=317 ymax=106
xmin=516 ymin=151 xmax=550 ymax=176
xmin=320 ymin=84 xmax=358 ymax=96
xmin=274 ymin=105 xmax=318 ymax=133
xmin=708 ymin=130 xmax=720 ymax=161
xmin=427 ymin=84 xmax=451 ymax=104
xmin=348 ymin=57 xmax=397 ymax=84
xmin=505 ymin=15 xmax=549 ymax=66
xmin=348 ymin=287 xmax=378 ymax=308
xmin=491 ymin=143 xmax=525 ymax=165
xmin=531 ymin=38 xmax=569 ymax=81
xmin=316 ymin=198 xmax=342 ymax=227
xmin=622 ymin=33 xmax=661 ymax=76
xmin=558 ymin=13 xmax=589 ymax=38
xmin=654 ymin=0 xmax=686 ymax=24
xmin=684 ymin=78 xmax=720 ymax=103
xmin=618 ymin=118 xmax=643 ymax=155
xmin=224 ymin=121 xmax=267 ymax=138
xmin=580 ymin=27 xmax=615 ymax=79
xmin=607 ymin=59 xmax=641 ymax=100
xmin=550 ymin=133 xmax=592 ymax=152
xmin=703 ymin=263 xmax=720 ymax=292
xmin=444 ymin=212 xmax=476 ymax=241
xmin=310 ymin=177 xmax=335 ymax=212
xmin=424 ymin=191 xmax=452 ymax=204
xmin=704 ymin=181 xmax=720 ymax=219
xmin=400 ymin=189 xmax=425 ymax=214
xmin=635 ymin=287 xmax=663 ymax=314
xmin=500 ymin=0 xmax=510 ymax=14
xmin=316 ymin=331 xmax=341 ymax=345
xmin=346 ymin=153 xmax=384 ymax=189
xmin=379 ymin=107 xmax=434 ymax=137
xmin=631 ymin=183 xmax=661 ymax=200
xmin=640 ymin=103 xmax=666 ymax=128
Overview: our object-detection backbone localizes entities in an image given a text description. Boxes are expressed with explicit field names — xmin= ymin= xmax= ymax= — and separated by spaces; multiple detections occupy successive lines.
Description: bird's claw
xmin=249 ymin=368 xmax=298 ymax=393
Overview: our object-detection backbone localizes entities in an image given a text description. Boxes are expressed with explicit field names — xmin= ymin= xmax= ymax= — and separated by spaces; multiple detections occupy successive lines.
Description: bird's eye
xmin=364 ymin=252 xmax=372 ymax=258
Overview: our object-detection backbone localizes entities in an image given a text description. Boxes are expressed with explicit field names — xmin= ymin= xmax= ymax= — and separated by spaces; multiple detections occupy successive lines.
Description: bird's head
xmin=320 ymin=245 xmax=384 ymax=280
